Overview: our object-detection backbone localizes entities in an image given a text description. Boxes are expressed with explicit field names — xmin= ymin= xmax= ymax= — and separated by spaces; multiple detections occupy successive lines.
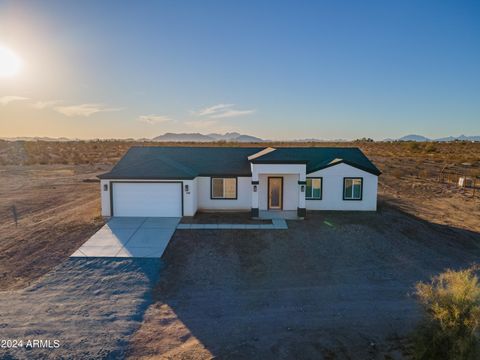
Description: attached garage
xmin=111 ymin=182 xmax=182 ymax=217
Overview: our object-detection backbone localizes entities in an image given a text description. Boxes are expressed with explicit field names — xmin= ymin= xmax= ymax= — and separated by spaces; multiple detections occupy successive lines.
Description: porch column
xmin=251 ymin=164 xmax=259 ymax=217
xmin=251 ymin=180 xmax=259 ymax=217
xmin=297 ymin=171 xmax=306 ymax=218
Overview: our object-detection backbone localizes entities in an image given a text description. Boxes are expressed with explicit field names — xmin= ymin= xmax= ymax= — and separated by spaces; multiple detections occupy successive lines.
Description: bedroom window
xmin=211 ymin=177 xmax=237 ymax=199
xmin=306 ymin=178 xmax=322 ymax=199
xmin=343 ymin=178 xmax=363 ymax=200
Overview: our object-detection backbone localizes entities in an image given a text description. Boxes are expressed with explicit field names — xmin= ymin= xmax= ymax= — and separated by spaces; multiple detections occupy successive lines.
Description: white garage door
xmin=112 ymin=182 xmax=182 ymax=217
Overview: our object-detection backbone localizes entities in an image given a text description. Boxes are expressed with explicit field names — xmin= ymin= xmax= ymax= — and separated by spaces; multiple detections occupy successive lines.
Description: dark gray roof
xmin=251 ymin=147 xmax=382 ymax=175
xmin=98 ymin=146 xmax=381 ymax=180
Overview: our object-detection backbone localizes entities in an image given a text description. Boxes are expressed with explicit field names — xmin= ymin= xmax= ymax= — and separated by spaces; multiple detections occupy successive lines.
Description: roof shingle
xmin=98 ymin=146 xmax=381 ymax=179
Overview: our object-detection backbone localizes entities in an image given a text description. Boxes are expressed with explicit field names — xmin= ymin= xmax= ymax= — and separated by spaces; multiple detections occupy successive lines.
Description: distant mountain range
xmin=0 ymin=132 xmax=265 ymax=143
xmin=2 ymin=133 xmax=479 ymax=143
xmin=386 ymin=134 xmax=480 ymax=142
xmin=0 ymin=136 xmax=75 ymax=142
xmin=152 ymin=132 xmax=264 ymax=142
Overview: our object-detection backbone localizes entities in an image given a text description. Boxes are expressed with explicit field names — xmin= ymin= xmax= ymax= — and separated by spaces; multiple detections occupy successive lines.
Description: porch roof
xmin=250 ymin=147 xmax=381 ymax=175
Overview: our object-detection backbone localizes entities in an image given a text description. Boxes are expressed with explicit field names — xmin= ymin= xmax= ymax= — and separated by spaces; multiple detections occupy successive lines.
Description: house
xmin=98 ymin=146 xmax=381 ymax=218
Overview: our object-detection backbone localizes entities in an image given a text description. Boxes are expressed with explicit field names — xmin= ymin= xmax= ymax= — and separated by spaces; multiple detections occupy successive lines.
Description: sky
xmin=0 ymin=0 xmax=479 ymax=140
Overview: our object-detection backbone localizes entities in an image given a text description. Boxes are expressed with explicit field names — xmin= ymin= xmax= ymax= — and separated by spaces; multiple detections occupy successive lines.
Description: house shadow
xmin=138 ymin=203 xmax=480 ymax=359
xmin=1 ymin=256 xmax=165 ymax=360
xmin=61 ymin=256 xmax=164 ymax=328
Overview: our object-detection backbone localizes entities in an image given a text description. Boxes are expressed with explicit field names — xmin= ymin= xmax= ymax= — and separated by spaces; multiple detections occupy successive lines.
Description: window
xmin=211 ymin=177 xmax=237 ymax=199
xmin=343 ymin=178 xmax=363 ymax=200
xmin=306 ymin=178 xmax=322 ymax=199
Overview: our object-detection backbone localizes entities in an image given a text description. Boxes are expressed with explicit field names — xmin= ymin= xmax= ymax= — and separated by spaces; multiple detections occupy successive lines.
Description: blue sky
xmin=0 ymin=0 xmax=479 ymax=140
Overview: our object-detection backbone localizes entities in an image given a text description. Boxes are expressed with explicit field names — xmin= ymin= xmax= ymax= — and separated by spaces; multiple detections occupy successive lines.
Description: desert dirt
xmin=127 ymin=206 xmax=480 ymax=360
xmin=0 ymin=164 xmax=108 ymax=290
xmin=0 ymin=140 xmax=479 ymax=359
xmin=0 ymin=257 xmax=162 ymax=360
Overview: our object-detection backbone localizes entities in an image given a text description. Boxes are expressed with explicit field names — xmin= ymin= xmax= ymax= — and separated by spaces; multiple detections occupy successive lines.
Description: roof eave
xmin=307 ymin=160 xmax=381 ymax=176
xmin=251 ymin=160 xmax=308 ymax=164
xmin=97 ymin=174 xmax=196 ymax=180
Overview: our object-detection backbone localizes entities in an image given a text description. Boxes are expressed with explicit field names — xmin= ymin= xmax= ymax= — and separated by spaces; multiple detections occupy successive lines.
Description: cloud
xmin=137 ymin=114 xmax=172 ymax=124
xmin=185 ymin=119 xmax=218 ymax=128
xmin=54 ymin=103 xmax=122 ymax=117
xmin=0 ymin=96 xmax=28 ymax=106
xmin=192 ymin=103 xmax=255 ymax=118
xmin=209 ymin=109 xmax=255 ymax=119
xmin=31 ymin=100 xmax=61 ymax=109
xmin=194 ymin=103 xmax=234 ymax=116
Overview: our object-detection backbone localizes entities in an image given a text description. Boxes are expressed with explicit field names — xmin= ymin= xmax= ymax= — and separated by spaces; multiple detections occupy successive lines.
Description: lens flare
xmin=0 ymin=46 xmax=22 ymax=77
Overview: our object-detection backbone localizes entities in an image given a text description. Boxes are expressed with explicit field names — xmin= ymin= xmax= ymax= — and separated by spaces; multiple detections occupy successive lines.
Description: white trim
xmin=247 ymin=147 xmax=276 ymax=161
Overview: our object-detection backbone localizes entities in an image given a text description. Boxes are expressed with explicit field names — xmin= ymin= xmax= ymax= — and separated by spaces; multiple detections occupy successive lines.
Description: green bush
xmin=413 ymin=266 xmax=480 ymax=359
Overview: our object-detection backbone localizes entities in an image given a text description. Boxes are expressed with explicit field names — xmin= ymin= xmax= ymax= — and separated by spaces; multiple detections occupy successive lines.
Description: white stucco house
xmin=98 ymin=146 xmax=381 ymax=218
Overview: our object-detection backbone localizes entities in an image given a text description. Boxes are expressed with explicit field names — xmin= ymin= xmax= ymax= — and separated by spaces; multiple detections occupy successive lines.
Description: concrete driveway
xmin=71 ymin=217 xmax=180 ymax=258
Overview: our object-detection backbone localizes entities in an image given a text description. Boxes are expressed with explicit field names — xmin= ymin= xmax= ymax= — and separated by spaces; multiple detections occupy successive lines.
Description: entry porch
xmin=250 ymin=163 xmax=307 ymax=218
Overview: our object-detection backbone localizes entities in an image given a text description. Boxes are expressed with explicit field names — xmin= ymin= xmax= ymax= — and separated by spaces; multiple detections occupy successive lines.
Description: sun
xmin=0 ymin=46 xmax=22 ymax=77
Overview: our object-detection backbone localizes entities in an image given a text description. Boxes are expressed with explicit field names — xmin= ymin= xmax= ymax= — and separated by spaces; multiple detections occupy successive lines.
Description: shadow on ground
xmin=0 ymin=257 xmax=162 ymax=360
xmin=128 ymin=204 xmax=480 ymax=359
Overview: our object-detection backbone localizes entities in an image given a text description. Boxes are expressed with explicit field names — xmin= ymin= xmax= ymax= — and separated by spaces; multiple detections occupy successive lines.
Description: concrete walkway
xmin=176 ymin=218 xmax=288 ymax=230
xmin=72 ymin=217 xmax=287 ymax=258
xmin=258 ymin=210 xmax=300 ymax=220
xmin=71 ymin=217 xmax=180 ymax=258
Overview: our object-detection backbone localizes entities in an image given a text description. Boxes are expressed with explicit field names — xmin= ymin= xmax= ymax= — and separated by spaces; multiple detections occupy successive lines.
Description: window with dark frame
xmin=306 ymin=178 xmax=322 ymax=199
xmin=211 ymin=177 xmax=237 ymax=199
xmin=343 ymin=178 xmax=362 ymax=200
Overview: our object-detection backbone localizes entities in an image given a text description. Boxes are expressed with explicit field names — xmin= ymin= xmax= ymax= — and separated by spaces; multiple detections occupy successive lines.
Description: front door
xmin=268 ymin=177 xmax=283 ymax=210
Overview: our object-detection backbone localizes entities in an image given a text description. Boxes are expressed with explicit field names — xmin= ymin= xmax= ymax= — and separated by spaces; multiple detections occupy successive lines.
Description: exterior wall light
xmin=301 ymin=185 xmax=305 ymax=192
xmin=103 ymin=184 xmax=108 ymax=191
xmin=253 ymin=185 xmax=257 ymax=192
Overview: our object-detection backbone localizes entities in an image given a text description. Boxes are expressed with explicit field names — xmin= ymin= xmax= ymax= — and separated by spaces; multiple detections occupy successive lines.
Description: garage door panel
xmin=113 ymin=182 xmax=182 ymax=217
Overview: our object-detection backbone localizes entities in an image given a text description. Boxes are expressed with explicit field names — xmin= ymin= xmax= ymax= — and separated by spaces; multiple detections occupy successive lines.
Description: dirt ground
xmin=180 ymin=212 xmax=269 ymax=224
xmin=0 ymin=257 xmax=162 ymax=360
xmin=373 ymin=155 xmax=480 ymax=233
xmin=127 ymin=206 xmax=480 ymax=359
xmin=0 ymin=141 xmax=479 ymax=359
xmin=0 ymin=164 xmax=108 ymax=290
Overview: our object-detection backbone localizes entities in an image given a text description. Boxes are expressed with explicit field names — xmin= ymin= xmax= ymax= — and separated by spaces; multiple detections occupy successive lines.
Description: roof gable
xmin=251 ymin=147 xmax=381 ymax=175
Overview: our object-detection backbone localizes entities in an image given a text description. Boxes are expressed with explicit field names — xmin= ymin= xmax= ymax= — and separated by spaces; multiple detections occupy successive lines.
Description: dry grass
xmin=1 ymin=139 xmax=479 ymax=169
xmin=413 ymin=267 xmax=480 ymax=359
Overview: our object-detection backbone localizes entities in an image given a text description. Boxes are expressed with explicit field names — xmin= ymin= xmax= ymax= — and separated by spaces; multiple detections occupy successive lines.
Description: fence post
xmin=11 ymin=205 xmax=18 ymax=227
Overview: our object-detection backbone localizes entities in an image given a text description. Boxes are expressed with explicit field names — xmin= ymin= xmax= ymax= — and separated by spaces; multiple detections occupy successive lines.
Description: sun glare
xmin=0 ymin=46 xmax=22 ymax=77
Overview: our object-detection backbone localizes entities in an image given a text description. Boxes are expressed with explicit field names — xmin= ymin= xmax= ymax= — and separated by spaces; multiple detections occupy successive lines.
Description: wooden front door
xmin=268 ymin=177 xmax=283 ymax=209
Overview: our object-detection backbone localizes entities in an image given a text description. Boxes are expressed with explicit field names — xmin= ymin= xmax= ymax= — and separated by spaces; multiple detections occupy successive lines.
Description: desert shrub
xmin=413 ymin=266 xmax=480 ymax=359
xmin=408 ymin=142 xmax=421 ymax=151
xmin=354 ymin=137 xmax=374 ymax=142
xmin=425 ymin=143 xmax=437 ymax=153
xmin=419 ymin=168 xmax=437 ymax=179
xmin=418 ymin=169 xmax=428 ymax=178
xmin=391 ymin=168 xmax=404 ymax=178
